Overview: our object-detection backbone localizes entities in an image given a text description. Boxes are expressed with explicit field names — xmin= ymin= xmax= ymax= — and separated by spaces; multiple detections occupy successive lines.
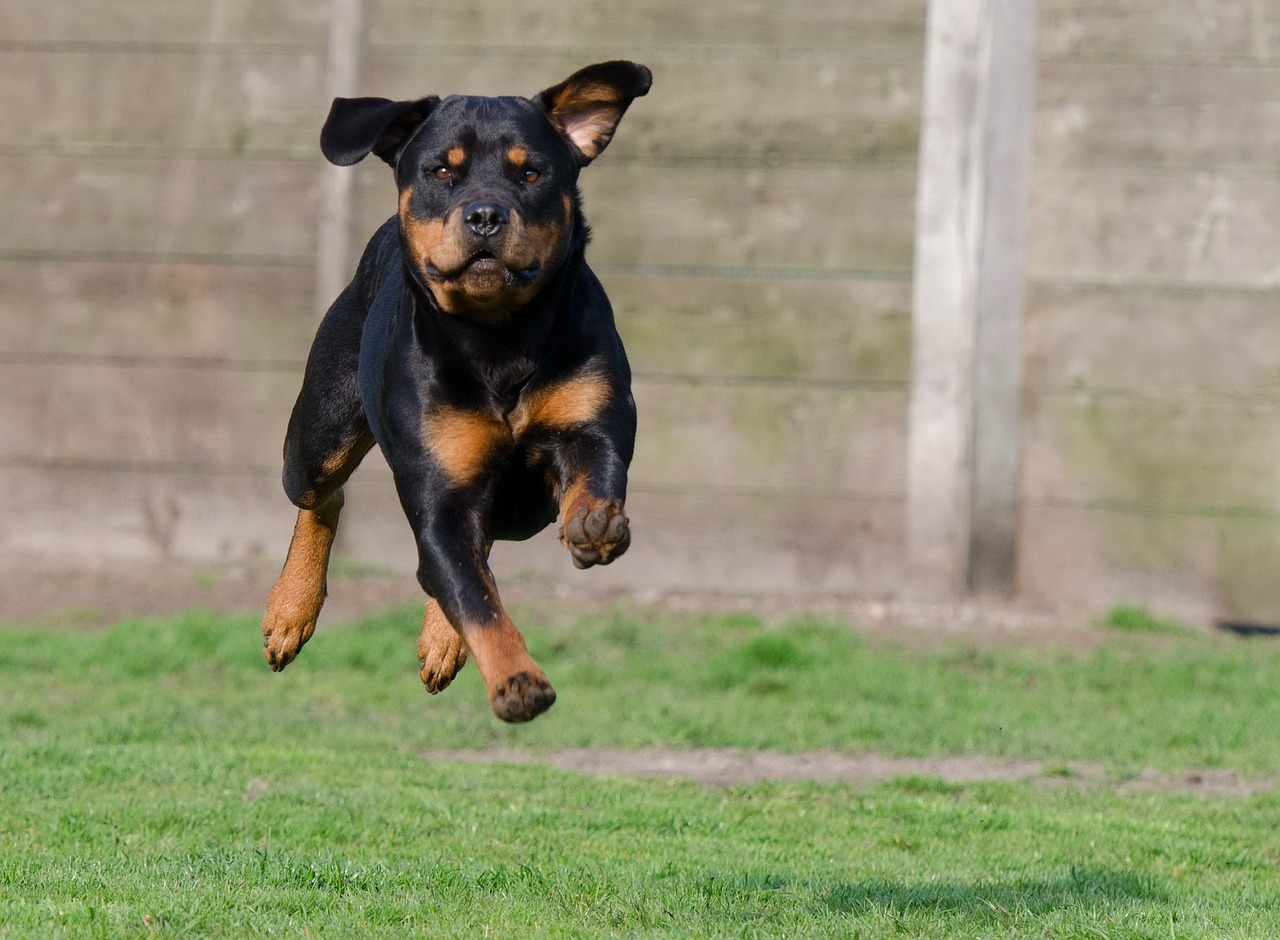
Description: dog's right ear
xmin=319 ymin=96 xmax=440 ymax=167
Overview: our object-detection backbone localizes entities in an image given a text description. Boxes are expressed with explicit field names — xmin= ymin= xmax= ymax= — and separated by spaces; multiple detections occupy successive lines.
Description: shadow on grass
xmin=820 ymin=866 xmax=1166 ymax=916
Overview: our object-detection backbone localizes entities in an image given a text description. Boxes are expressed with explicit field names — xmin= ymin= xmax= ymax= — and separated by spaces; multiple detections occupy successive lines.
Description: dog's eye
xmin=430 ymin=166 xmax=453 ymax=182
xmin=522 ymin=168 xmax=541 ymax=184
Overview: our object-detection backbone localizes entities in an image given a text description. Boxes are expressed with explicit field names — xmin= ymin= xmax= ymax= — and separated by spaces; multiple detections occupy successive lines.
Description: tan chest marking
xmin=423 ymin=373 xmax=612 ymax=487
xmin=510 ymin=372 xmax=612 ymax=436
xmin=422 ymin=406 xmax=508 ymax=488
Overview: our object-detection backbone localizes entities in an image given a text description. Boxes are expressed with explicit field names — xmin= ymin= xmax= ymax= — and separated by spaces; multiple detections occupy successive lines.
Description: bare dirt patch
xmin=422 ymin=747 xmax=1274 ymax=797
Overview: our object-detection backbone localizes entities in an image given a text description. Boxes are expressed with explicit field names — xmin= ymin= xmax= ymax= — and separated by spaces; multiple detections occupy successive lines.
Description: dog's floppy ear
xmin=536 ymin=61 xmax=652 ymax=166
xmin=320 ymin=95 xmax=440 ymax=167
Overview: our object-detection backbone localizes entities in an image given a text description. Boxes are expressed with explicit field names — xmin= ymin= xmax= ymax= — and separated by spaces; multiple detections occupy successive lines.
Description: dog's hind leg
xmin=418 ymin=598 xmax=469 ymax=693
xmin=262 ymin=428 xmax=374 ymax=670
xmin=417 ymin=541 xmax=497 ymax=693
xmin=263 ymin=290 xmax=374 ymax=671
xmin=263 ymin=490 xmax=344 ymax=671
xmin=418 ymin=542 xmax=495 ymax=692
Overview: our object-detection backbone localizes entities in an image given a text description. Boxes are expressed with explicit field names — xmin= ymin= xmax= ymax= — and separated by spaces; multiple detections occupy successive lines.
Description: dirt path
xmin=422 ymin=747 xmax=1274 ymax=796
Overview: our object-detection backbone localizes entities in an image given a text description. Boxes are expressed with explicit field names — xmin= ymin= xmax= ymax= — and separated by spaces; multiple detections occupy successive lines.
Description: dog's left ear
xmin=537 ymin=61 xmax=652 ymax=166
xmin=320 ymin=95 xmax=440 ymax=167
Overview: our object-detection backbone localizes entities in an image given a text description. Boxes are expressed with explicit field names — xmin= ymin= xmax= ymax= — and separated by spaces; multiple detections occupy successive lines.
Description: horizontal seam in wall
xmin=1037 ymin=51 xmax=1280 ymax=69
xmin=0 ymin=456 xmax=280 ymax=478
xmin=0 ymin=352 xmax=909 ymax=393
xmin=0 ymin=249 xmax=311 ymax=268
xmin=1029 ymin=275 xmax=1280 ymax=295
xmin=0 ymin=144 xmax=919 ymax=172
xmin=0 ymin=456 xmax=905 ymax=503
xmin=0 ymin=252 xmax=910 ymax=283
xmin=1031 ymin=160 xmax=1280 ymax=181
xmin=0 ymin=39 xmax=924 ymax=61
xmin=1025 ymin=496 xmax=1280 ymax=521
xmin=1030 ymin=386 xmax=1280 ymax=406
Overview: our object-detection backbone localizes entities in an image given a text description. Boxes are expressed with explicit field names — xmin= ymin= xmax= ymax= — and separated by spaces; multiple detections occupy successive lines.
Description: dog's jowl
xmin=261 ymin=61 xmax=652 ymax=723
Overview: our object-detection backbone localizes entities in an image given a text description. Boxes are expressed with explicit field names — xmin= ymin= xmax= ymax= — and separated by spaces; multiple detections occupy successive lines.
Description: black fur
xmin=262 ymin=61 xmax=652 ymax=724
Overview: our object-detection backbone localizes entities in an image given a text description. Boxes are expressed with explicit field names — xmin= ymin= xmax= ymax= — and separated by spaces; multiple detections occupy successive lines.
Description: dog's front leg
xmin=396 ymin=473 xmax=555 ymax=722
xmin=550 ymin=432 xmax=634 ymax=570
xmin=419 ymin=507 xmax=555 ymax=723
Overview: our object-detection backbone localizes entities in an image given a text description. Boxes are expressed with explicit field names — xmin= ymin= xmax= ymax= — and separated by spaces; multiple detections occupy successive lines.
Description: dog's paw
xmin=418 ymin=629 xmax=468 ymax=694
xmin=489 ymin=671 xmax=557 ymax=723
xmin=262 ymin=606 xmax=317 ymax=672
xmin=561 ymin=498 xmax=630 ymax=569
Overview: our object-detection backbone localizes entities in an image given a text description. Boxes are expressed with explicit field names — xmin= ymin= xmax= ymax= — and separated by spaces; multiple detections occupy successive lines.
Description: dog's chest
xmin=420 ymin=371 xmax=610 ymax=487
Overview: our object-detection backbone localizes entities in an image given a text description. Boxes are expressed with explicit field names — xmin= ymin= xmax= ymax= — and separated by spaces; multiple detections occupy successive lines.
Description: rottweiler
xmin=260 ymin=61 xmax=652 ymax=723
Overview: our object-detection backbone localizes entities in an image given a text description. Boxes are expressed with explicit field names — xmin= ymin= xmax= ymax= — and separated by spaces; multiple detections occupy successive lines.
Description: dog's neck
xmin=406 ymin=251 xmax=582 ymax=404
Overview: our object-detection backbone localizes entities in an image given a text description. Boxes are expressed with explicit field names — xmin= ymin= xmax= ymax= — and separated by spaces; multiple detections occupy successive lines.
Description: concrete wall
xmin=1020 ymin=0 xmax=1280 ymax=619
xmin=2 ymin=1 xmax=1278 ymax=620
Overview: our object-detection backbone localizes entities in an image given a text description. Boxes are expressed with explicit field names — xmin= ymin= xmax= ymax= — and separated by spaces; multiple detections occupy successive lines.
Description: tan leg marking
xmin=262 ymin=491 xmax=342 ymax=670
xmin=459 ymin=602 xmax=556 ymax=723
xmin=433 ymin=545 xmax=552 ymax=721
xmin=417 ymin=598 xmax=468 ymax=694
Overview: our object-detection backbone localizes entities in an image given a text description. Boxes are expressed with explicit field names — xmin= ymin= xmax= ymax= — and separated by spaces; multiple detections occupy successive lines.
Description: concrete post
xmin=906 ymin=0 xmax=1040 ymax=597
xmin=314 ymin=0 xmax=367 ymax=316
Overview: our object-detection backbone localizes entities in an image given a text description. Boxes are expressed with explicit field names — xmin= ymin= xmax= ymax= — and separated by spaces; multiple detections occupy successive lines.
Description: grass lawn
xmin=1 ymin=604 xmax=1278 ymax=937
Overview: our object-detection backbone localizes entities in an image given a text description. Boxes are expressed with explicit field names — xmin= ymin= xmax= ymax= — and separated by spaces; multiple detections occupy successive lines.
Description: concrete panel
xmin=1025 ymin=282 xmax=1280 ymax=394
xmin=1 ymin=49 xmax=327 ymax=155
xmin=1039 ymin=0 xmax=1280 ymax=60
xmin=0 ymin=154 xmax=320 ymax=261
xmin=1018 ymin=501 xmax=1280 ymax=622
xmin=632 ymin=381 xmax=905 ymax=496
xmin=0 ymin=361 xmax=296 ymax=469
xmin=1 ymin=1 xmax=331 ymax=44
xmin=1015 ymin=501 xmax=1228 ymax=621
xmin=1022 ymin=392 xmax=1280 ymax=510
xmin=0 ymin=260 xmax=316 ymax=360
xmin=366 ymin=0 xmax=926 ymax=51
xmin=0 ymin=464 xmax=293 ymax=564
xmin=1028 ymin=169 xmax=1280 ymax=286
xmin=1036 ymin=61 xmax=1280 ymax=171
xmin=610 ymin=274 xmax=912 ymax=383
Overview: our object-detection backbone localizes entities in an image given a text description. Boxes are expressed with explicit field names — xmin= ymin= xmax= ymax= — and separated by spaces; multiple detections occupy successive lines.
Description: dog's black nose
xmin=464 ymin=201 xmax=509 ymax=238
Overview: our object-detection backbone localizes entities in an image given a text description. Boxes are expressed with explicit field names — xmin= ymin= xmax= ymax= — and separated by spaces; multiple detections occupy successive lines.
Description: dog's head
xmin=320 ymin=61 xmax=651 ymax=324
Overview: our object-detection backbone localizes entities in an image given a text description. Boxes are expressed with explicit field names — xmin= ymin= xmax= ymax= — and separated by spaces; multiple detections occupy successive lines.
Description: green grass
xmin=2 ymin=606 xmax=1279 ymax=937
xmin=1104 ymin=604 xmax=1194 ymax=636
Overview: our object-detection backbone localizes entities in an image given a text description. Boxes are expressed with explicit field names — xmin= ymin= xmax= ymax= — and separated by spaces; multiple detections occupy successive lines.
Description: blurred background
xmin=2 ymin=0 xmax=1278 ymax=624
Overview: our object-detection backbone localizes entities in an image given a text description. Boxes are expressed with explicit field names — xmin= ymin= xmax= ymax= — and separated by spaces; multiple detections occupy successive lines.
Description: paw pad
xmin=490 ymin=671 xmax=557 ymax=723
xmin=561 ymin=499 xmax=630 ymax=568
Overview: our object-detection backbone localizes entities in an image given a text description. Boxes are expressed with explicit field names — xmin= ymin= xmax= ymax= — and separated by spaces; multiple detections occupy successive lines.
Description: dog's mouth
xmin=417 ymin=249 xmax=546 ymax=319
xmin=424 ymin=251 xmax=540 ymax=286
